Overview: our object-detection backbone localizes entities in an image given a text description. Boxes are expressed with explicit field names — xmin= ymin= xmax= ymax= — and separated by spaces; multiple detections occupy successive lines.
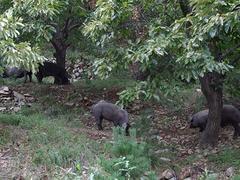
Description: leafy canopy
xmin=84 ymin=0 xmax=240 ymax=105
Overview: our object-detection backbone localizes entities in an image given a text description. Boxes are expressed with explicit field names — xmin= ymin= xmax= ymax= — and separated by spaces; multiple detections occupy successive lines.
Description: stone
xmin=160 ymin=169 xmax=176 ymax=180
xmin=13 ymin=107 xmax=21 ymax=112
xmin=14 ymin=91 xmax=25 ymax=102
xmin=65 ymin=102 xmax=75 ymax=107
xmin=226 ymin=167 xmax=234 ymax=177
xmin=159 ymin=157 xmax=171 ymax=162
xmin=0 ymin=107 xmax=7 ymax=111
xmin=2 ymin=86 xmax=9 ymax=92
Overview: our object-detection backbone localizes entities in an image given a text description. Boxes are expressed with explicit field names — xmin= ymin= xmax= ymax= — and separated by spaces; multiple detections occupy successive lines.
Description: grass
xmin=2 ymin=75 xmax=240 ymax=178
xmin=0 ymin=128 xmax=10 ymax=145
xmin=73 ymin=74 xmax=136 ymax=92
xmin=208 ymin=148 xmax=240 ymax=170
xmin=0 ymin=99 xmax=99 ymax=178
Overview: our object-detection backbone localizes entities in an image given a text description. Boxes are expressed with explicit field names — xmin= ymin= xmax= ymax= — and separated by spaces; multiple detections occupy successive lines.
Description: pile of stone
xmin=66 ymin=57 xmax=95 ymax=82
xmin=0 ymin=86 xmax=35 ymax=112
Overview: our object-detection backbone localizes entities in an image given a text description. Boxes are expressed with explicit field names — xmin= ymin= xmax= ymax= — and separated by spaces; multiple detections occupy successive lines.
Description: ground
xmin=1 ymin=78 xmax=240 ymax=179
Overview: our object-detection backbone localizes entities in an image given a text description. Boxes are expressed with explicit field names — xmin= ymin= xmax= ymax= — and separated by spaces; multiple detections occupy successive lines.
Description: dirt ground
xmin=1 ymin=83 xmax=240 ymax=179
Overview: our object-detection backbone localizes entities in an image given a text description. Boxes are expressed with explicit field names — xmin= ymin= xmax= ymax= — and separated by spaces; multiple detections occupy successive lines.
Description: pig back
xmin=4 ymin=67 xmax=24 ymax=78
xmin=100 ymin=102 xmax=120 ymax=121
xmin=222 ymin=105 xmax=240 ymax=125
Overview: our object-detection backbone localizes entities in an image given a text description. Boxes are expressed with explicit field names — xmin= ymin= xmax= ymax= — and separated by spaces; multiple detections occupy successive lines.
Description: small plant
xmin=0 ymin=113 xmax=23 ymax=126
xmin=199 ymin=168 xmax=218 ymax=180
xmin=91 ymin=127 xmax=156 ymax=179
xmin=113 ymin=156 xmax=136 ymax=179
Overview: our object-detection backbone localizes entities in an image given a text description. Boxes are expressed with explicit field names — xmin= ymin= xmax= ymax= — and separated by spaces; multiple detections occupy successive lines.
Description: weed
xmin=92 ymin=127 xmax=156 ymax=179
xmin=0 ymin=113 xmax=23 ymax=126
xmin=208 ymin=148 xmax=240 ymax=169
xmin=0 ymin=128 xmax=10 ymax=145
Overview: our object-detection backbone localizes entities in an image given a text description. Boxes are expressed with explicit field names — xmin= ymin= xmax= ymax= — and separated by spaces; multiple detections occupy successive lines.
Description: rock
xmin=23 ymin=93 xmax=31 ymax=97
xmin=179 ymin=166 xmax=204 ymax=180
xmin=65 ymin=102 xmax=75 ymax=107
xmin=13 ymin=91 xmax=25 ymax=102
xmin=13 ymin=107 xmax=21 ymax=112
xmin=226 ymin=167 xmax=234 ymax=177
xmin=160 ymin=169 xmax=176 ymax=180
xmin=0 ymin=107 xmax=7 ymax=111
xmin=2 ymin=86 xmax=9 ymax=92
xmin=159 ymin=157 xmax=171 ymax=162
xmin=154 ymin=149 xmax=169 ymax=154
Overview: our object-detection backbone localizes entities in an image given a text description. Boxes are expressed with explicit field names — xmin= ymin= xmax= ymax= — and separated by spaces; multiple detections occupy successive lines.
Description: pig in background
xmin=91 ymin=100 xmax=131 ymax=135
xmin=2 ymin=67 xmax=32 ymax=83
xmin=35 ymin=62 xmax=70 ymax=85
xmin=189 ymin=104 xmax=240 ymax=139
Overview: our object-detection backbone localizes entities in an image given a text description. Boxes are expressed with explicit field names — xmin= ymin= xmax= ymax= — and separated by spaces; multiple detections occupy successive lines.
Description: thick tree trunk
xmin=53 ymin=47 xmax=67 ymax=69
xmin=199 ymin=73 xmax=223 ymax=147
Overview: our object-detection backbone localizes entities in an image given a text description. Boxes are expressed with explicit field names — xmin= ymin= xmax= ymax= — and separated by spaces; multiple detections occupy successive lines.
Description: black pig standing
xmin=35 ymin=62 xmax=69 ymax=84
xmin=91 ymin=100 xmax=130 ymax=135
xmin=2 ymin=67 xmax=32 ymax=83
xmin=189 ymin=104 xmax=240 ymax=138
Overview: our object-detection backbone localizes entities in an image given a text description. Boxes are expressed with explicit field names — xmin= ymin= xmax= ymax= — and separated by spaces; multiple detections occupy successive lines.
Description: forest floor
xmin=0 ymin=77 xmax=240 ymax=179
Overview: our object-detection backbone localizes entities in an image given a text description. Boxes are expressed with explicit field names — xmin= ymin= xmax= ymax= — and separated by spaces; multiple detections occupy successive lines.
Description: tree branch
xmin=231 ymin=54 xmax=240 ymax=65
xmin=69 ymin=22 xmax=82 ymax=32
xmin=48 ymin=22 xmax=59 ymax=31
xmin=62 ymin=17 xmax=71 ymax=33
xmin=220 ymin=43 xmax=240 ymax=61
xmin=178 ymin=0 xmax=192 ymax=16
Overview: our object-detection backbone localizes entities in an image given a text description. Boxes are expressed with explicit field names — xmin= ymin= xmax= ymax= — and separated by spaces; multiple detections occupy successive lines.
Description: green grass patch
xmin=208 ymin=148 xmax=240 ymax=169
xmin=0 ymin=113 xmax=24 ymax=126
xmin=18 ymin=106 xmax=98 ymax=170
xmin=92 ymin=128 xmax=156 ymax=179
xmin=0 ymin=128 xmax=10 ymax=145
xmin=74 ymin=75 xmax=136 ymax=91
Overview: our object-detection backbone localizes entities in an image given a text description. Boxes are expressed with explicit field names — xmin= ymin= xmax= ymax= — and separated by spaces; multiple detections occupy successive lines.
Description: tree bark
xmin=51 ymin=29 xmax=69 ymax=69
xmin=199 ymin=72 xmax=223 ymax=147
xmin=53 ymin=46 xmax=67 ymax=69
xmin=50 ymin=18 xmax=81 ymax=70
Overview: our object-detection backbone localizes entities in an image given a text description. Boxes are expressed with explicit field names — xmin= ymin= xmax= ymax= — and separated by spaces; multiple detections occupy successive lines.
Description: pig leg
xmin=96 ymin=116 xmax=103 ymax=130
xmin=24 ymin=71 xmax=27 ymax=83
xmin=36 ymin=72 xmax=43 ymax=83
xmin=233 ymin=123 xmax=240 ymax=139
xmin=28 ymin=72 xmax=32 ymax=82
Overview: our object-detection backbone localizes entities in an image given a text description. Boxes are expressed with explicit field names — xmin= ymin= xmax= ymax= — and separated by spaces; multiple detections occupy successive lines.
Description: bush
xmin=0 ymin=113 xmax=23 ymax=126
xmin=91 ymin=127 xmax=156 ymax=179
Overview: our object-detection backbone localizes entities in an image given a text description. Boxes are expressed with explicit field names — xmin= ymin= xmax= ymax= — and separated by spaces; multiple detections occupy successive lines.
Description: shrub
xmin=91 ymin=127 xmax=156 ymax=179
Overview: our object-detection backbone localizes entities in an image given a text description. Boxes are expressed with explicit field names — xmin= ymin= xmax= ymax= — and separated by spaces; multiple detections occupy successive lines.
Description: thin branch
xmin=48 ymin=22 xmax=59 ymax=31
xmin=231 ymin=54 xmax=240 ymax=65
xmin=62 ymin=18 xmax=71 ymax=32
xmin=220 ymin=43 xmax=240 ymax=61
xmin=69 ymin=23 xmax=82 ymax=32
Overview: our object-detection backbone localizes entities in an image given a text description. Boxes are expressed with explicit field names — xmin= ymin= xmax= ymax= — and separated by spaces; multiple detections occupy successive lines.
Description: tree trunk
xmin=199 ymin=72 xmax=223 ymax=147
xmin=51 ymin=31 xmax=69 ymax=84
xmin=54 ymin=47 xmax=67 ymax=69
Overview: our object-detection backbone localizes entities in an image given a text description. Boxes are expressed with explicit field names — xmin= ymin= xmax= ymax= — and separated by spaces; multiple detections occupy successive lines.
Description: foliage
xmin=0 ymin=0 xmax=62 ymax=71
xmin=83 ymin=0 xmax=240 ymax=106
xmin=91 ymin=127 xmax=156 ymax=179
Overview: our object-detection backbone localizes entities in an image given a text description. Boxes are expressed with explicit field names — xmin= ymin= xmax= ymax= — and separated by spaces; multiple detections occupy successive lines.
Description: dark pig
xmin=189 ymin=104 xmax=240 ymax=138
xmin=2 ymin=67 xmax=32 ymax=83
xmin=35 ymin=62 xmax=70 ymax=85
xmin=91 ymin=100 xmax=130 ymax=135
